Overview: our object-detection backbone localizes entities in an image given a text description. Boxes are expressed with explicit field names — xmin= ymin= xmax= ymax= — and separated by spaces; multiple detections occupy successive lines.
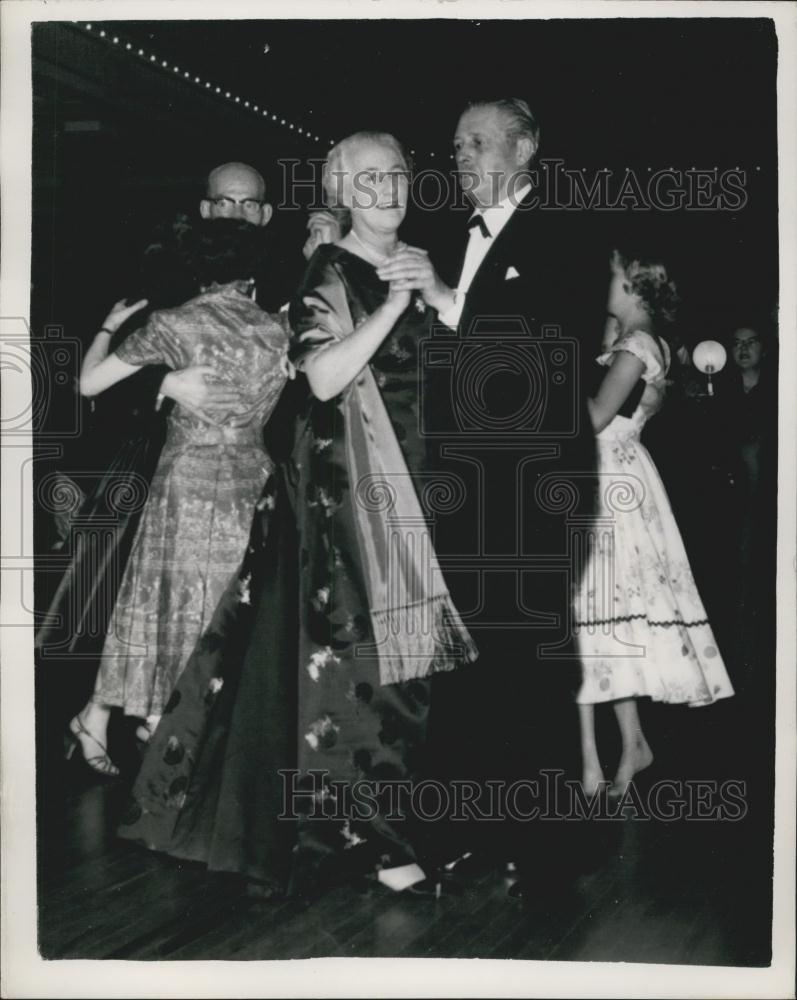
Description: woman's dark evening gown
xmin=119 ymin=245 xmax=456 ymax=895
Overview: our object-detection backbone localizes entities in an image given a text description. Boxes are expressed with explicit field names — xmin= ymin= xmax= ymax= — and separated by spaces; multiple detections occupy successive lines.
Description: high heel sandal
xmin=65 ymin=715 xmax=120 ymax=778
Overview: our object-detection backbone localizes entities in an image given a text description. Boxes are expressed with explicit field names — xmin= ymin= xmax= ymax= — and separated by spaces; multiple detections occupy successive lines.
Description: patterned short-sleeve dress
xmin=573 ymin=329 xmax=735 ymax=707
xmin=93 ymin=283 xmax=288 ymax=718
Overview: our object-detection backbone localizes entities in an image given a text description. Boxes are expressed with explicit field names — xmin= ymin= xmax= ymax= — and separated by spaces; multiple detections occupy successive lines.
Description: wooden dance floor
xmin=38 ymin=692 xmax=773 ymax=964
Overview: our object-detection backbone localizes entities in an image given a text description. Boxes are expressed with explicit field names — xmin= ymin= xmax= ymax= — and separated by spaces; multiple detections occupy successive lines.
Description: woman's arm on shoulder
xmin=79 ymin=298 xmax=148 ymax=397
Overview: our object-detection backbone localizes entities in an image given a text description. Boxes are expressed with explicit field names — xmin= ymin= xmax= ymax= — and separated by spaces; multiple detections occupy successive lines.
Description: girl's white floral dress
xmin=574 ymin=329 xmax=735 ymax=707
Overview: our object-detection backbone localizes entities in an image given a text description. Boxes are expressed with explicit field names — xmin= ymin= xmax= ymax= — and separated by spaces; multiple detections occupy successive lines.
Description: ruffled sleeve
xmin=288 ymin=249 xmax=355 ymax=371
xmin=597 ymin=329 xmax=670 ymax=383
xmin=114 ymin=309 xmax=187 ymax=370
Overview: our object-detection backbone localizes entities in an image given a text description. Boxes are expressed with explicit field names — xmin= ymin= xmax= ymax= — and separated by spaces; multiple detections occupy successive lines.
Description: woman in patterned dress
xmin=66 ymin=220 xmax=288 ymax=776
xmin=574 ymin=249 xmax=734 ymax=797
xmin=117 ymin=132 xmax=476 ymax=899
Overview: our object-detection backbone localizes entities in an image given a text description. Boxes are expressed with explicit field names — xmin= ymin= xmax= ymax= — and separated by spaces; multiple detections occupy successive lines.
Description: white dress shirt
xmin=438 ymin=183 xmax=531 ymax=329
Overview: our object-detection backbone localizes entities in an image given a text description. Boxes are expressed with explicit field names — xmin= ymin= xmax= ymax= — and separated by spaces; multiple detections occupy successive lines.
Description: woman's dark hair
xmin=139 ymin=216 xmax=268 ymax=302
xmin=137 ymin=213 xmax=198 ymax=308
xmin=189 ymin=218 xmax=269 ymax=287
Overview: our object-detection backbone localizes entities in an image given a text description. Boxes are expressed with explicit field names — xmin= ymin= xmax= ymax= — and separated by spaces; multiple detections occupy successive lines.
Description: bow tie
xmin=467 ymin=214 xmax=491 ymax=239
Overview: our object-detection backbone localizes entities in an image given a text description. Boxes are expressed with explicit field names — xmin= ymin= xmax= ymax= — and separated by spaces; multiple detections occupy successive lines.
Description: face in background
xmin=730 ymin=327 xmax=764 ymax=371
xmin=200 ymin=163 xmax=273 ymax=227
xmin=344 ymin=138 xmax=409 ymax=236
xmin=453 ymin=105 xmax=533 ymax=210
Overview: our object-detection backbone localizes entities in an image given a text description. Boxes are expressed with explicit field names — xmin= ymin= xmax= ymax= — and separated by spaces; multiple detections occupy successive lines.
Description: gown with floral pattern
xmin=573 ymin=329 xmax=735 ymax=706
xmin=118 ymin=246 xmax=466 ymax=895
xmin=93 ymin=283 xmax=288 ymax=718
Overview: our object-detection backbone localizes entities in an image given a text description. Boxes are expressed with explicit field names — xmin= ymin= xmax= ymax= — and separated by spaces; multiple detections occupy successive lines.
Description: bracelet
xmin=98 ymin=327 xmax=114 ymax=336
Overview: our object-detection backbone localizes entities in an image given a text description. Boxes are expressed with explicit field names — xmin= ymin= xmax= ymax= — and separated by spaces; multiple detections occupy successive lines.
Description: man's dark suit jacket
xmin=423 ymin=190 xmax=603 ymax=876
xmin=426 ymin=189 xmax=600 ymax=645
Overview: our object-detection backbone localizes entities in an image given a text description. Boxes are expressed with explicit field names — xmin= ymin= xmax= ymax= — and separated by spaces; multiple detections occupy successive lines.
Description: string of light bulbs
xmin=76 ymin=24 xmax=760 ymax=169
xmin=78 ymin=22 xmax=331 ymax=146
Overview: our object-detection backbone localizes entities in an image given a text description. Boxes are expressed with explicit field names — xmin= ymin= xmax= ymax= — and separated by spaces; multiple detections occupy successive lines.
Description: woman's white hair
xmin=322 ymin=131 xmax=410 ymax=209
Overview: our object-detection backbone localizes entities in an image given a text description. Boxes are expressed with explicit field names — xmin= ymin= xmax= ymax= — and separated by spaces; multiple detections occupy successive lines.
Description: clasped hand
xmin=375 ymin=246 xmax=453 ymax=314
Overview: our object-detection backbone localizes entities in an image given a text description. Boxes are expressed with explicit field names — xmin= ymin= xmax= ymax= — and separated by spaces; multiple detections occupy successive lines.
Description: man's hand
xmin=280 ymin=328 xmax=335 ymax=380
xmin=280 ymin=351 xmax=297 ymax=381
xmin=375 ymin=246 xmax=454 ymax=314
xmin=302 ymin=211 xmax=343 ymax=260
xmin=160 ymin=366 xmax=242 ymax=425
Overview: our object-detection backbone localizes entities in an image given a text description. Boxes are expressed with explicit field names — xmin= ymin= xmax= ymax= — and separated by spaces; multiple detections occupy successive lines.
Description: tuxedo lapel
xmin=459 ymin=200 xmax=535 ymax=334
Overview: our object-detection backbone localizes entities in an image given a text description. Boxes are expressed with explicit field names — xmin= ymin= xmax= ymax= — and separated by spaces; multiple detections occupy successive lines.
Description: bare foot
xmin=611 ymin=740 xmax=654 ymax=797
xmin=582 ymin=764 xmax=607 ymax=798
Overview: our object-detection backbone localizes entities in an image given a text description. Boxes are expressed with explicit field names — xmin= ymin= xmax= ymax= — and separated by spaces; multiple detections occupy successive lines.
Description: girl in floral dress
xmin=574 ymin=249 xmax=734 ymax=796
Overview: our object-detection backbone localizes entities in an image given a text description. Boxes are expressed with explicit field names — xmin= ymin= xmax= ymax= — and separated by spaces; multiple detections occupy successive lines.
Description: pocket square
xmin=505 ymin=266 xmax=520 ymax=280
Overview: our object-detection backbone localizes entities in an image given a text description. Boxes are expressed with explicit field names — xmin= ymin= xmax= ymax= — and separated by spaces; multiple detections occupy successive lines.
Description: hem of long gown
xmin=117 ymin=828 xmax=290 ymax=890
xmin=90 ymin=691 xmax=161 ymax=718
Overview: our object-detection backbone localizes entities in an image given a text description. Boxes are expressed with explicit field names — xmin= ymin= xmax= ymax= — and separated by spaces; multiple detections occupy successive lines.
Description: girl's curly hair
xmin=612 ymin=247 xmax=680 ymax=325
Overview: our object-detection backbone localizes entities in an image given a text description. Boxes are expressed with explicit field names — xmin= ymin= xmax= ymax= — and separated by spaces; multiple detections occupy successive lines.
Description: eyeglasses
xmin=208 ymin=196 xmax=266 ymax=214
xmin=732 ymin=336 xmax=760 ymax=349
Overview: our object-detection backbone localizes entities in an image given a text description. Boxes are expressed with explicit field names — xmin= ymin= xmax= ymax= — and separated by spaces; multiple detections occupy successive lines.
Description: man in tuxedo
xmin=376 ymin=98 xmax=600 ymax=899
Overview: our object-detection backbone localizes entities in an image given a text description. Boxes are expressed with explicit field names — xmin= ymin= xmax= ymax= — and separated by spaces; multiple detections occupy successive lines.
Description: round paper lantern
xmin=692 ymin=340 xmax=727 ymax=396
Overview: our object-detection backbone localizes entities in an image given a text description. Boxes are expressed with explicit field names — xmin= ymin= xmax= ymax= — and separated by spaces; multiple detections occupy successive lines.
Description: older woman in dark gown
xmin=119 ymin=131 xmax=476 ymax=898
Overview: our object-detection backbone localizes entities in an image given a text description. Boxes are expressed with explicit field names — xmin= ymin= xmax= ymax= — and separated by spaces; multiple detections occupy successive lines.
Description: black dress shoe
xmin=440 ymin=851 xmax=496 ymax=879
xmin=403 ymin=877 xmax=446 ymax=899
